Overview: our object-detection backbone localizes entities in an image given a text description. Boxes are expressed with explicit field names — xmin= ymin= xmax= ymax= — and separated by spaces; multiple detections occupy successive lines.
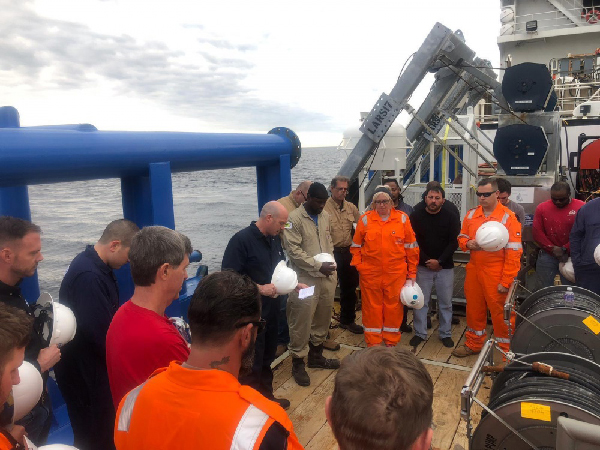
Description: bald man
xmin=278 ymin=181 xmax=313 ymax=213
xmin=222 ymin=201 xmax=304 ymax=409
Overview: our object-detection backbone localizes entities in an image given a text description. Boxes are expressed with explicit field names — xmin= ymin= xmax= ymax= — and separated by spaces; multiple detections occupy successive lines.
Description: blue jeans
xmin=414 ymin=267 xmax=454 ymax=339
xmin=536 ymin=250 xmax=570 ymax=288
xmin=16 ymin=392 xmax=52 ymax=445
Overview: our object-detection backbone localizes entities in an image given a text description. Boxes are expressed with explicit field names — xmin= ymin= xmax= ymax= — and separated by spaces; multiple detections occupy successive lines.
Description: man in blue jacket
xmin=54 ymin=219 xmax=139 ymax=450
xmin=570 ymin=197 xmax=600 ymax=294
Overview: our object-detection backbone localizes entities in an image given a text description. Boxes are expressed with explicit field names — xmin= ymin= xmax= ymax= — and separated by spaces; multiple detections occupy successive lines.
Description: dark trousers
xmin=334 ymin=248 xmax=359 ymax=325
xmin=277 ymin=295 xmax=289 ymax=346
xmin=240 ymin=294 xmax=280 ymax=398
xmin=575 ymin=263 xmax=600 ymax=296
xmin=16 ymin=393 xmax=52 ymax=446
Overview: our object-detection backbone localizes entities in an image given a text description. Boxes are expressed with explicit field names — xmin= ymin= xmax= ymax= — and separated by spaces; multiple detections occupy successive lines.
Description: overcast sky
xmin=0 ymin=0 xmax=500 ymax=147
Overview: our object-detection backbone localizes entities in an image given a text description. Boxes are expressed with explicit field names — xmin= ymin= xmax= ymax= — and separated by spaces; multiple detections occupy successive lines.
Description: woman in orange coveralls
xmin=351 ymin=186 xmax=419 ymax=347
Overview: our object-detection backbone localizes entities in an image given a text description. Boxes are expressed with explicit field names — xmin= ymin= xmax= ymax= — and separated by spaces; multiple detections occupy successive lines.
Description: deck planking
xmin=272 ymin=310 xmax=491 ymax=449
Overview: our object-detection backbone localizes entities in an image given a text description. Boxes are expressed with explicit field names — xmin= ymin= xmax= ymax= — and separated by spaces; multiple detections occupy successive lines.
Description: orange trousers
xmin=359 ymin=274 xmax=405 ymax=347
xmin=464 ymin=264 xmax=515 ymax=352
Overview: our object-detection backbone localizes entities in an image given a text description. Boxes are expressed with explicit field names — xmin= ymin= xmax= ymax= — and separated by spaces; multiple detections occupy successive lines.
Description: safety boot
xmin=307 ymin=343 xmax=341 ymax=369
xmin=292 ymin=357 xmax=310 ymax=386
xmin=451 ymin=344 xmax=479 ymax=358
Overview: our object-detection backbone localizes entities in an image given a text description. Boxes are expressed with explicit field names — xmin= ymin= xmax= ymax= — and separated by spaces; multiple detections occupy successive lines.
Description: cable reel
xmin=510 ymin=285 xmax=600 ymax=361
xmin=471 ymin=352 xmax=600 ymax=449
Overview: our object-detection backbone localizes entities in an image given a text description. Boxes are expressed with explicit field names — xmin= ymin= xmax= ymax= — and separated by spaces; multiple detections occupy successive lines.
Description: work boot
xmin=323 ymin=338 xmax=340 ymax=351
xmin=451 ymin=344 xmax=479 ymax=358
xmin=274 ymin=397 xmax=291 ymax=410
xmin=291 ymin=357 xmax=310 ymax=386
xmin=340 ymin=322 xmax=364 ymax=334
xmin=409 ymin=335 xmax=425 ymax=347
xmin=427 ymin=315 xmax=432 ymax=329
xmin=307 ymin=343 xmax=341 ymax=369
xmin=441 ymin=337 xmax=455 ymax=348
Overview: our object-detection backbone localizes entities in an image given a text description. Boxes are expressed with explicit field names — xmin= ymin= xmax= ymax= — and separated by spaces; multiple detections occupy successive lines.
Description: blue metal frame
xmin=0 ymin=106 xmax=301 ymax=303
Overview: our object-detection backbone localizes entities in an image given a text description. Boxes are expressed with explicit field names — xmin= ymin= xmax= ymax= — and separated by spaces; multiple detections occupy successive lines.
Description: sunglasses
xmin=236 ymin=318 xmax=266 ymax=334
xmin=475 ymin=191 xmax=495 ymax=198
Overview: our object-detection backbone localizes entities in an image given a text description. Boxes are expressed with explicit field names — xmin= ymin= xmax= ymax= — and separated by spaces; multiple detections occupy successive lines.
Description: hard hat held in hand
xmin=400 ymin=283 xmax=424 ymax=310
xmin=35 ymin=293 xmax=77 ymax=347
xmin=559 ymin=257 xmax=576 ymax=283
xmin=271 ymin=261 xmax=298 ymax=295
xmin=12 ymin=361 xmax=43 ymax=422
xmin=475 ymin=221 xmax=509 ymax=252
xmin=313 ymin=253 xmax=336 ymax=266
xmin=595 ymin=244 xmax=600 ymax=266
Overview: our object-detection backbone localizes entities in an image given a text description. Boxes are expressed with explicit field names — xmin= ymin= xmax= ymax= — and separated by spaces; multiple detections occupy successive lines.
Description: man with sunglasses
xmin=277 ymin=180 xmax=312 ymax=214
xmin=114 ymin=271 xmax=303 ymax=450
xmin=533 ymin=182 xmax=584 ymax=288
xmin=222 ymin=201 xmax=301 ymax=410
xmin=453 ymin=178 xmax=523 ymax=357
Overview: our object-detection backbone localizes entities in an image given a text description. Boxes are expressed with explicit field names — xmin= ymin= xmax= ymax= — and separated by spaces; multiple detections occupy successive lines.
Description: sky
xmin=0 ymin=0 xmax=500 ymax=147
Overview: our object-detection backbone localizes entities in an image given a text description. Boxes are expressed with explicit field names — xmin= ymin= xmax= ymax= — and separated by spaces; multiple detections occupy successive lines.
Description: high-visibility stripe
xmin=496 ymin=337 xmax=511 ymax=344
xmin=467 ymin=209 xmax=476 ymax=219
xmin=362 ymin=216 xmax=368 ymax=226
xmin=458 ymin=234 xmax=470 ymax=239
xmin=505 ymin=242 xmax=522 ymax=250
xmin=401 ymin=214 xmax=407 ymax=223
xmin=230 ymin=405 xmax=269 ymax=450
xmin=383 ymin=327 xmax=400 ymax=333
xmin=404 ymin=241 xmax=418 ymax=248
xmin=351 ymin=243 xmax=361 ymax=248
xmin=364 ymin=327 xmax=382 ymax=333
xmin=467 ymin=327 xmax=486 ymax=336
xmin=117 ymin=381 xmax=148 ymax=432
xmin=501 ymin=213 xmax=509 ymax=225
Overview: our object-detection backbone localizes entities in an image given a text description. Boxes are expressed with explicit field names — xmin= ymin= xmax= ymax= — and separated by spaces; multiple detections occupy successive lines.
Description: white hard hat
xmin=475 ymin=221 xmax=509 ymax=252
xmin=271 ymin=261 xmax=298 ymax=295
xmin=39 ymin=445 xmax=80 ymax=450
xmin=12 ymin=361 xmax=43 ymax=422
xmin=595 ymin=244 xmax=600 ymax=266
xmin=400 ymin=283 xmax=425 ymax=310
xmin=35 ymin=293 xmax=77 ymax=346
xmin=559 ymin=257 xmax=576 ymax=283
xmin=313 ymin=253 xmax=336 ymax=264
xmin=50 ymin=303 xmax=77 ymax=346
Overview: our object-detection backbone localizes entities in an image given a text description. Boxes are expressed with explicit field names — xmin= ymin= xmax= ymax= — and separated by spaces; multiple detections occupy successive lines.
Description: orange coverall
xmin=351 ymin=209 xmax=419 ymax=346
xmin=115 ymin=362 xmax=304 ymax=450
xmin=458 ymin=203 xmax=522 ymax=352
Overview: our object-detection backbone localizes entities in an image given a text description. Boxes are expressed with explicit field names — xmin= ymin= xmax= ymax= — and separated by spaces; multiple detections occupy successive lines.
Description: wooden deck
xmin=272 ymin=311 xmax=493 ymax=450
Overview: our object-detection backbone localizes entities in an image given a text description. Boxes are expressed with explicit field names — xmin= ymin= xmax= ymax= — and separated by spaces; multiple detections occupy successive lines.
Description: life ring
xmin=586 ymin=9 xmax=600 ymax=23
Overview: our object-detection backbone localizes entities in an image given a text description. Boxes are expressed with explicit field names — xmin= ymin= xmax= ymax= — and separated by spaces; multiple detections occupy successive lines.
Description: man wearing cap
xmin=222 ymin=201 xmax=298 ymax=409
xmin=324 ymin=176 xmax=363 ymax=335
xmin=452 ymin=178 xmax=522 ymax=357
xmin=282 ymin=182 xmax=340 ymax=386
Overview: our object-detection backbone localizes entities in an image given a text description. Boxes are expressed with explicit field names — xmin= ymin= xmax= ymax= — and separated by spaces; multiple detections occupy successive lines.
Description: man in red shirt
xmin=532 ymin=182 xmax=584 ymax=288
xmin=106 ymin=226 xmax=190 ymax=407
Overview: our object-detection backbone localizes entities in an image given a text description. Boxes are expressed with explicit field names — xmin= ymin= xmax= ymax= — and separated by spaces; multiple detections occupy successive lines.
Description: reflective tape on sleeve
xmin=467 ymin=209 xmax=476 ymax=219
xmin=495 ymin=337 xmax=511 ymax=344
xmin=404 ymin=242 xmax=419 ymax=248
xmin=458 ymin=234 xmax=470 ymax=239
xmin=362 ymin=216 xmax=368 ymax=226
xmin=351 ymin=243 xmax=361 ymax=248
xmin=501 ymin=213 xmax=509 ymax=225
xmin=117 ymin=381 xmax=148 ymax=432
xmin=230 ymin=404 xmax=269 ymax=450
xmin=402 ymin=215 xmax=407 ymax=223
xmin=505 ymin=242 xmax=523 ymax=250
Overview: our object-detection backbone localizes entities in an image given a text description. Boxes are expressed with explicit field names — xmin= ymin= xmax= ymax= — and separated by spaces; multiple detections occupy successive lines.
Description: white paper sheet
xmin=298 ymin=286 xmax=315 ymax=299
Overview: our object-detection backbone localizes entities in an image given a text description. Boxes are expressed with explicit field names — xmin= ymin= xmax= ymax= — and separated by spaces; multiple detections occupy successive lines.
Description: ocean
xmin=29 ymin=146 xmax=345 ymax=299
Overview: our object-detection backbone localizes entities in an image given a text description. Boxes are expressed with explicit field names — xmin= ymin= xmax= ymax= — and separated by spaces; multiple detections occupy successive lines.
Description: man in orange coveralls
xmin=452 ymin=178 xmax=522 ymax=357
xmin=114 ymin=271 xmax=303 ymax=450
xmin=351 ymin=186 xmax=419 ymax=347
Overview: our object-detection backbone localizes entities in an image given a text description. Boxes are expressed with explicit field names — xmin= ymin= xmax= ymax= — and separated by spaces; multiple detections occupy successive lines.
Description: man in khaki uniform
xmin=282 ymin=182 xmax=340 ymax=386
xmin=277 ymin=181 xmax=312 ymax=213
xmin=324 ymin=176 xmax=363 ymax=334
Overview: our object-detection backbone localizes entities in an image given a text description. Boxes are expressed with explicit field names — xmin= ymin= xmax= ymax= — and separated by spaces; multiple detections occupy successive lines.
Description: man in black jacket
xmin=0 ymin=216 xmax=60 ymax=445
xmin=409 ymin=186 xmax=461 ymax=348
xmin=55 ymin=219 xmax=139 ymax=450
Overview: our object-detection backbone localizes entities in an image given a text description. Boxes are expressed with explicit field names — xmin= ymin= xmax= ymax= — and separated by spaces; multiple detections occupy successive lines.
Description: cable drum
xmin=511 ymin=286 xmax=600 ymax=361
xmin=471 ymin=352 xmax=600 ymax=449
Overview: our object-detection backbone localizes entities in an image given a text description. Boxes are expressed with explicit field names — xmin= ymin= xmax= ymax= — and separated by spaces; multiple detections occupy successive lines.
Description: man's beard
xmin=427 ymin=204 xmax=441 ymax=213
xmin=239 ymin=335 xmax=257 ymax=377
